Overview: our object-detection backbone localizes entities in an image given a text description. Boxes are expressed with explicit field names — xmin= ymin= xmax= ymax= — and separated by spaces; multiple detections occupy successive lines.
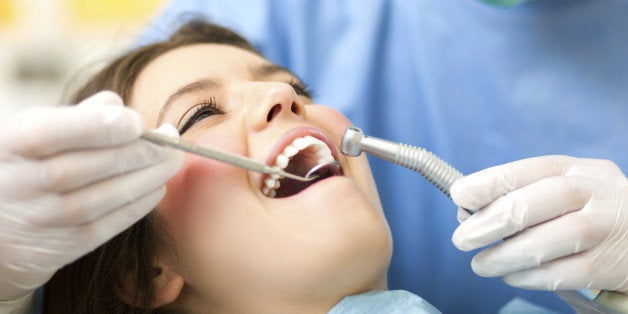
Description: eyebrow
xmin=156 ymin=63 xmax=304 ymax=125
xmin=157 ymin=78 xmax=220 ymax=125
xmin=253 ymin=64 xmax=312 ymax=98
xmin=251 ymin=63 xmax=295 ymax=78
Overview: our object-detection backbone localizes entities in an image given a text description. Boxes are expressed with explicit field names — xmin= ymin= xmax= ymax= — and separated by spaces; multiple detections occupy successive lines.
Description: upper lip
xmin=263 ymin=125 xmax=342 ymax=179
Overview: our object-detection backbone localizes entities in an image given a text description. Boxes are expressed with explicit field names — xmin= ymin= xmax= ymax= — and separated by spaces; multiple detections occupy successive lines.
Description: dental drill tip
xmin=341 ymin=127 xmax=364 ymax=157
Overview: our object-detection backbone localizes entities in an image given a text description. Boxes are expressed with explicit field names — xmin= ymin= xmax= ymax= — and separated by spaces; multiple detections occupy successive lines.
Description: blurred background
xmin=0 ymin=0 xmax=165 ymax=117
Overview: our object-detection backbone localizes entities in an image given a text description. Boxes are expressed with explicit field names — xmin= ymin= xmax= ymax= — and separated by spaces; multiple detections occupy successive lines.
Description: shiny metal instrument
xmin=340 ymin=126 xmax=598 ymax=301
xmin=141 ymin=130 xmax=322 ymax=182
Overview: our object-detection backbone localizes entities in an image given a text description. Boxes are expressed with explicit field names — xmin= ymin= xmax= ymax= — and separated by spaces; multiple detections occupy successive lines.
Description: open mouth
xmin=262 ymin=134 xmax=343 ymax=198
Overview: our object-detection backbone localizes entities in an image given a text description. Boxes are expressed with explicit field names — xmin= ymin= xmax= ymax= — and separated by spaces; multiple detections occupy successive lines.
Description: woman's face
xmin=130 ymin=43 xmax=392 ymax=310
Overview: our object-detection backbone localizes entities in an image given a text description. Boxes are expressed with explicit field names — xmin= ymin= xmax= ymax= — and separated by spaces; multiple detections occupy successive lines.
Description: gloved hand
xmin=0 ymin=91 xmax=184 ymax=301
xmin=450 ymin=155 xmax=628 ymax=294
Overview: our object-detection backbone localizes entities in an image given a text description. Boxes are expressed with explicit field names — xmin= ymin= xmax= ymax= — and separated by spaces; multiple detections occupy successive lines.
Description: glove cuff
xmin=0 ymin=291 xmax=35 ymax=314
xmin=557 ymin=290 xmax=628 ymax=314
xmin=595 ymin=290 xmax=628 ymax=313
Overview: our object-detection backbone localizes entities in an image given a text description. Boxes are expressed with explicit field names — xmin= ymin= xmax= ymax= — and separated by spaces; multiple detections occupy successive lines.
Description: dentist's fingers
xmin=501 ymin=247 xmax=627 ymax=293
xmin=1 ymin=124 xmax=181 ymax=198
xmin=29 ymin=152 xmax=183 ymax=227
xmin=468 ymin=198 xmax=614 ymax=277
xmin=452 ymin=175 xmax=593 ymax=251
xmin=501 ymin=252 xmax=601 ymax=291
xmin=34 ymin=125 xmax=180 ymax=193
xmin=451 ymin=156 xmax=567 ymax=210
xmin=565 ymin=160 xmax=628 ymax=186
xmin=0 ymin=91 xmax=144 ymax=158
xmin=450 ymin=155 xmax=628 ymax=294
xmin=450 ymin=155 xmax=613 ymax=210
xmin=73 ymin=186 xmax=168 ymax=256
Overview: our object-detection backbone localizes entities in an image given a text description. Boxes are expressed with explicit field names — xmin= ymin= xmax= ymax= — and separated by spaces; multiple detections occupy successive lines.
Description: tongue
xmin=284 ymin=152 xmax=319 ymax=177
xmin=275 ymin=177 xmax=312 ymax=198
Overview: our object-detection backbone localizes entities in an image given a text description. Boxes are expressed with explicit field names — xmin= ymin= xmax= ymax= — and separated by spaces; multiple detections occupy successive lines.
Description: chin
xmin=306 ymin=199 xmax=393 ymax=300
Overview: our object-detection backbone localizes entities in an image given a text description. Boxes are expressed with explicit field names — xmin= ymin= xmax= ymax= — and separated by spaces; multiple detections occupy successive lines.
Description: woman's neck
xmin=180 ymin=277 xmax=388 ymax=313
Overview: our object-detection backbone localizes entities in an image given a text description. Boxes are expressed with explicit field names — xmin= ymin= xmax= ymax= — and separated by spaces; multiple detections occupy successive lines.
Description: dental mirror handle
xmin=341 ymin=126 xmax=598 ymax=301
xmin=141 ymin=130 xmax=317 ymax=182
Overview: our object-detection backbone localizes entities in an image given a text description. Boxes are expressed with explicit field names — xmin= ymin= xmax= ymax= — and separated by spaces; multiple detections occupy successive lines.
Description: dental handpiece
xmin=339 ymin=126 xmax=599 ymax=301
xmin=340 ymin=126 xmax=471 ymax=214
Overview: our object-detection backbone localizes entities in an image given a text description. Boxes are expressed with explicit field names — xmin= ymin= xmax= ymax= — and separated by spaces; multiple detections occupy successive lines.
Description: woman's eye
xmin=289 ymin=79 xmax=313 ymax=99
xmin=179 ymin=98 xmax=223 ymax=134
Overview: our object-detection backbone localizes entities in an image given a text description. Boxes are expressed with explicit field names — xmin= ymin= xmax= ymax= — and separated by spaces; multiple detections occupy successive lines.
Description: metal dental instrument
xmin=141 ymin=131 xmax=320 ymax=182
xmin=341 ymin=126 xmax=472 ymax=214
xmin=305 ymin=161 xmax=340 ymax=179
xmin=340 ymin=126 xmax=598 ymax=301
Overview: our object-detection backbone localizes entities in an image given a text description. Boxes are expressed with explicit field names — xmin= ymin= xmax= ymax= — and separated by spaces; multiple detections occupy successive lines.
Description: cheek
xmin=158 ymin=128 xmax=246 ymax=224
xmin=307 ymin=105 xmax=353 ymax=144
xmin=158 ymin=156 xmax=198 ymax=223
xmin=157 ymin=153 xmax=235 ymax=227
xmin=308 ymin=105 xmax=382 ymax=208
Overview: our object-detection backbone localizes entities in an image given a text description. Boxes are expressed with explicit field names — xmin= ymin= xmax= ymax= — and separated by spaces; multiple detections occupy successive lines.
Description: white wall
xmin=0 ymin=0 xmax=165 ymax=117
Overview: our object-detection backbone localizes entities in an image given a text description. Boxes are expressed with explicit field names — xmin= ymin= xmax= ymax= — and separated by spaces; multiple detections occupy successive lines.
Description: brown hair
xmin=44 ymin=19 xmax=261 ymax=314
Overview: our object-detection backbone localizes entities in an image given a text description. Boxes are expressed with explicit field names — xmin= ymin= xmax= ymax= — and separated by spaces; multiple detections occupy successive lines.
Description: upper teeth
xmin=262 ymin=135 xmax=335 ymax=197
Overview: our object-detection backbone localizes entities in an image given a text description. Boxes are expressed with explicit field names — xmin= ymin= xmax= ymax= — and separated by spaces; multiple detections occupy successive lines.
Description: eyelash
xmin=179 ymin=96 xmax=223 ymax=134
xmin=178 ymin=80 xmax=311 ymax=134
xmin=289 ymin=79 xmax=313 ymax=98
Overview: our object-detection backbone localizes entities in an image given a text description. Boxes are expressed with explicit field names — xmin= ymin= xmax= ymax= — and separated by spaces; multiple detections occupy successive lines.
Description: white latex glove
xmin=0 ymin=91 xmax=184 ymax=302
xmin=450 ymin=155 xmax=628 ymax=294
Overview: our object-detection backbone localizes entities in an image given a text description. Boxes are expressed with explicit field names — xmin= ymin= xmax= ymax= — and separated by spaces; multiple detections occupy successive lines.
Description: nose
xmin=245 ymin=82 xmax=306 ymax=131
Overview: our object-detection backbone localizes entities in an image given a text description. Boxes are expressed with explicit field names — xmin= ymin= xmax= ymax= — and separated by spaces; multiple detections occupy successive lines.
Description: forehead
xmin=130 ymin=43 xmax=269 ymax=124
xmin=134 ymin=43 xmax=269 ymax=97
xmin=143 ymin=43 xmax=266 ymax=78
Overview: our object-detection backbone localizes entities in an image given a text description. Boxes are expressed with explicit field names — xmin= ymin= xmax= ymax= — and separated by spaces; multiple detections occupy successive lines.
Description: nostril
xmin=290 ymin=102 xmax=301 ymax=115
xmin=267 ymin=104 xmax=282 ymax=122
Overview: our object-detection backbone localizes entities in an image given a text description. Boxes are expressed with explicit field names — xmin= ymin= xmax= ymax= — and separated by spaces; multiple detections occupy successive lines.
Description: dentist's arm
xmin=0 ymin=91 xmax=183 ymax=312
xmin=450 ymin=155 xmax=627 ymax=312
